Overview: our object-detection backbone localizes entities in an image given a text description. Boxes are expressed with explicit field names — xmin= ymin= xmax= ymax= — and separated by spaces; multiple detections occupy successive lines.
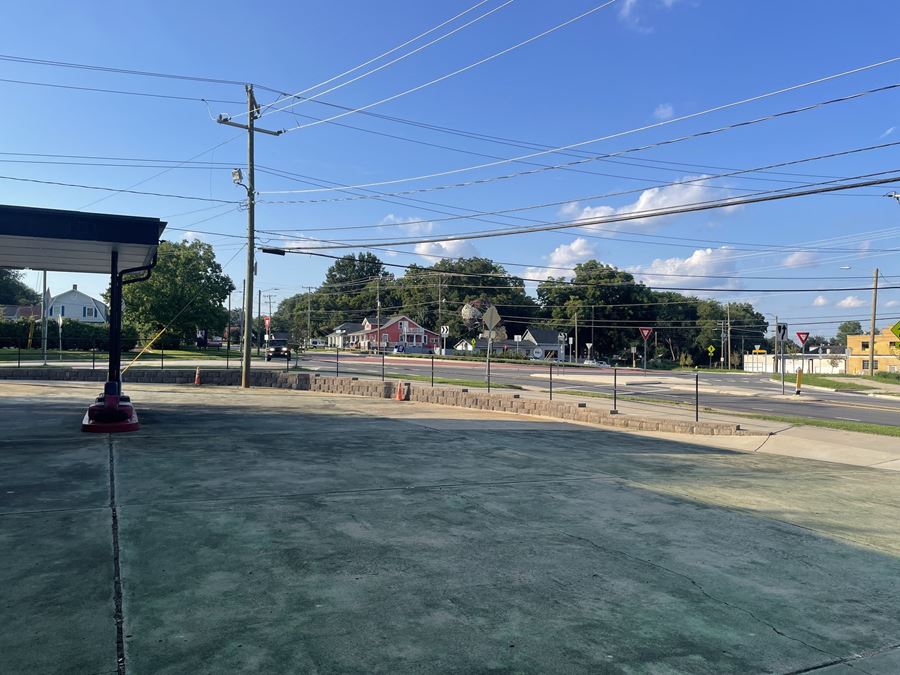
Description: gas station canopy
xmin=0 ymin=204 xmax=166 ymax=273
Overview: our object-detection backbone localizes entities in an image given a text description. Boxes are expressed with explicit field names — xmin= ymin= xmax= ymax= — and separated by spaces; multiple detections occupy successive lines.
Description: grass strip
xmin=770 ymin=374 xmax=874 ymax=391
xmin=731 ymin=412 xmax=900 ymax=437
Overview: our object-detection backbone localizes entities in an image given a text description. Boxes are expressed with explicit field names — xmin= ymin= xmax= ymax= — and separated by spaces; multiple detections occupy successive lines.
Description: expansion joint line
xmin=108 ymin=437 xmax=126 ymax=675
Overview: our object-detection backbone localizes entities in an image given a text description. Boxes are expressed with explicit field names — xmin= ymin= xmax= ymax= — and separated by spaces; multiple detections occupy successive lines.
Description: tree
xmin=835 ymin=320 xmax=863 ymax=347
xmin=538 ymin=261 xmax=652 ymax=359
xmin=119 ymin=241 xmax=234 ymax=346
xmin=0 ymin=268 xmax=39 ymax=305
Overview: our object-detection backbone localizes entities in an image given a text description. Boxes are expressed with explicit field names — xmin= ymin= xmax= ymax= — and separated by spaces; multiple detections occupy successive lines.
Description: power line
xmin=261 ymin=82 xmax=900 ymax=195
xmin=257 ymin=139 xmax=900 ymax=237
xmin=264 ymin=246 xmax=900 ymax=293
xmin=275 ymin=171 xmax=900 ymax=249
xmin=274 ymin=0 xmax=620 ymax=130
xmin=0 ymin=76 xmax=243 ymax=104
xmin=247 ymin=0 xmax=514 ymax=118
xmin=0 ymin=174 xmax=240 ymax=203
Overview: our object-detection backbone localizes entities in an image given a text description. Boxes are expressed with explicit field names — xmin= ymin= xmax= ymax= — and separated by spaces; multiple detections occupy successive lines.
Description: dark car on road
xmin=265 ymin=338 xmax=292 ymax=362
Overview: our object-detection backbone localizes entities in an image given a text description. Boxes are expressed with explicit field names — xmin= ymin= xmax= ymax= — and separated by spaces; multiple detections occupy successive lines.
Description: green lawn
xmin=770 ymin=373 xmax=874 ymax=391
xmin=732 ymin=412 xmax=900 ymax=438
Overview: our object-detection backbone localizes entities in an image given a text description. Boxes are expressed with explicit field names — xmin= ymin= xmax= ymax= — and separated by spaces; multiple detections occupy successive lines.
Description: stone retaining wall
xmin=0 ymin=368 xmax=748 ymax=435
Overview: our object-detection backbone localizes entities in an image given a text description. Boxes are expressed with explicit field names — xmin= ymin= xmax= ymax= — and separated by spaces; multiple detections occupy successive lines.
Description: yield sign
xmin=796 ymin=331 xmax=810 ymax=346
xmin=639 ymin=327 xmax=653 ymax=341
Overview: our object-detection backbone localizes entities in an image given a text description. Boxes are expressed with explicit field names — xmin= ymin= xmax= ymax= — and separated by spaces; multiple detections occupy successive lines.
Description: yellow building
xmin=846 ymin=327 xmax=900 ymax=375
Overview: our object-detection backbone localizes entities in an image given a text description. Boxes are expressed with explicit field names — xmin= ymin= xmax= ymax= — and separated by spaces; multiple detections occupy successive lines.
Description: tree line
xmin=272 ymin=253 xmax=776 ymax=365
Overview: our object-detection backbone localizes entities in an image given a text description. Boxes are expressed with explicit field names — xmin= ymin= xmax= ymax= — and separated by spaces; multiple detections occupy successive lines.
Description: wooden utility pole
xmin=216 ymin=84 xmax=283 ymax=388
xmin=869 ymin=268 xmax=879 ymax=376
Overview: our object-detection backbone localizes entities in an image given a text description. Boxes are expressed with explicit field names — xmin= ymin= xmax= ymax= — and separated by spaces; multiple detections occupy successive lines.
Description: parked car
xmin=265 ymin=338 xmax=292 ymax=361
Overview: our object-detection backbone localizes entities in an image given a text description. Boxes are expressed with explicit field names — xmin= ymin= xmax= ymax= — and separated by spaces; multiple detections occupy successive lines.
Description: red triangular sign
xmin=639 ymin=327 xmax=653 ymax=341
xmin=796 ymin=331 xmax=809 ymax=345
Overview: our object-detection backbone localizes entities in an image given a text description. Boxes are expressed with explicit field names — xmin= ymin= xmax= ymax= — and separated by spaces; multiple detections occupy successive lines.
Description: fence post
xmin=695 ymin=373 xmax=699 ymax=422
xmin=611 ymin=367 xmax=618 ymax=414
xmin=381 ymin=352 xmax=385 ymax=381
xmin=431 ymin=353 xmax=434 ymax=387
xmin=549 ymin=362 xmax=553 ymax=400
xmin=336 ymin=347 xmax=340 ymax=377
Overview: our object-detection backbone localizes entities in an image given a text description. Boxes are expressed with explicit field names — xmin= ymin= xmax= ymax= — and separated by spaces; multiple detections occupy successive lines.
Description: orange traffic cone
xmin=194 ymin=367 xmax=201 ymax=386
xmin=395 ymin=381 xmax=405 ymax=401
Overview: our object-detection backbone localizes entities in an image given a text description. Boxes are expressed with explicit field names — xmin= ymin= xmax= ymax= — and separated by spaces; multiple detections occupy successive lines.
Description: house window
xmin=49 ymin=306 xmax=53 ymax=316
xmin=861 ymin=341 xmax=869 ymax=350
xmin=862 ymin=360 xmax=878 ymax=370
xmin=86 ymin=307 xmax=95 ymax=318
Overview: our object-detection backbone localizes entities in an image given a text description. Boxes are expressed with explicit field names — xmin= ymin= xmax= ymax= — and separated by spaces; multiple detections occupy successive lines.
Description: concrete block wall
xmin=0 ymin=368 xmax=746 ymax=435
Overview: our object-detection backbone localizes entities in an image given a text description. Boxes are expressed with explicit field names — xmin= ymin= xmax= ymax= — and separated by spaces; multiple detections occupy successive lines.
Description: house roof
xmin=0 ymin=204 xmax=166 ymax=274
xmin=329 ymin=322 xmax=363 ymax=335
xmin=523 ymin=327 xmax=562 ymax=344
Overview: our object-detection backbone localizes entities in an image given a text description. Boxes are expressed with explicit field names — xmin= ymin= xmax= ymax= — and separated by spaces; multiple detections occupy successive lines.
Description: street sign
xmin=796 ymin=331 xmax=810 ymax=346
xmin=532 ymin=347 xmax=544 ymax=359
xmin=707 ymin=345 xmax=715 ymax=355
xmin=558 ymin=332 xmax=566 ymax=343
xmin=264 ymin=316 xmax=271 ymax=331
xmin=483 ymin=305 xmax=501 ymax=330
xmin=630 ymin=346 xmax=637 ymax=354
xmin=514 ymin=334 xmax=522 ymax=342
xmin=568 ymin=337 xmax=573 ymax=345
xmin=586 ymin=342 xmax=593 ymax=351
xmin=776 ymin=323 xmax=787 ymax=341
xmin=639 ymin=327 xmax=653 ymax=341
xmin=891 ymin=320 xmax=900 ymax=340
xmin=440 ymin=325 xmax=450 ymax=338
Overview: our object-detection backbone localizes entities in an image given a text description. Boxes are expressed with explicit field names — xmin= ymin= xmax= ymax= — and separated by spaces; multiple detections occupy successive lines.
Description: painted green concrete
xmin=1 ymin=382 xmax=899 ymax=674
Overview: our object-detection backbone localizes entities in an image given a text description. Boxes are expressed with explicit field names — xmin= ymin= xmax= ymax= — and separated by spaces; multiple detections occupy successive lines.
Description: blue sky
xmin=2 ymin=0 xmax=898 ymax=336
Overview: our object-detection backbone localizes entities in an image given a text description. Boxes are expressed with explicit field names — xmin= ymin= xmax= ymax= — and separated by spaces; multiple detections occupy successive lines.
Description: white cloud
xmin=880 ymin=126 xmax=895 ymax=139
xmin=813 ymin=295 xmax=829 ymax=307
xmin=633 ymin=246 xmax=740 ymax=292
xmin=563 ymin=176 xmax=731 ymax=233
xmin=783 ymin=251 xmax=819 ymax=268
xmin=379 ymin=213 xmax=434 ymax=236
xmin=414 ymin=239 xmax=478 ymax=262
xmin=181 ymin=231 xmax=201 ymax=242
xmin=837 ymin=295 xmax=865 ymax=309
xmin=885 ymin=299 xmax=899 ymax=308
xmin=653 ymin=103 xmax=674 ymax=120
xmin=525 ymin=237 xmax=596 ymax=281
xmin=619 ymin=0 xmax=638 ymax=18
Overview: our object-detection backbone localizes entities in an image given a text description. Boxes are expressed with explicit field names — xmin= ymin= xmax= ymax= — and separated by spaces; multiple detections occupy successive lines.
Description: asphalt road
xmin=300 ymin=352 xmax=900 ymax=428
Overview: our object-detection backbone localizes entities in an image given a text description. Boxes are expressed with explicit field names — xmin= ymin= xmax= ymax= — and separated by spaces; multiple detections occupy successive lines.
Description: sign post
xmin=440 ymin=324 xmax=449 ymax=354
xmin=482 ymin=306 xmax=501 ymax=392
xmin=585 ymin=342 xmax=593 ymax=362
xmin=639 ymin=327 xmax=653 ymax=371
xmin=707 ymin=344 xmax=715 ymax=368
xmin=777 ymin=323 xmax=788 ymax=395
xmin=558 ymin=332 xmax=566 ymax=364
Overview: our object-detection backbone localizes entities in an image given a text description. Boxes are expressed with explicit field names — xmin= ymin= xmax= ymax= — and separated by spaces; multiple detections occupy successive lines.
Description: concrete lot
xmin=1 ymin=381 xmax=899 ymax=674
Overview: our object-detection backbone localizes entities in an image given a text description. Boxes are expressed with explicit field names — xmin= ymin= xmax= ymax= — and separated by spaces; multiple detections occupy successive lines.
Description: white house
xmin=48 ymin=284 xmax=108 ymax=324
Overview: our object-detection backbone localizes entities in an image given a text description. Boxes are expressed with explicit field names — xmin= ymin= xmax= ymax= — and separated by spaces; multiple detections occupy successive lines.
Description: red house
xmin=347 ymin=315 xmax=439 ymax=351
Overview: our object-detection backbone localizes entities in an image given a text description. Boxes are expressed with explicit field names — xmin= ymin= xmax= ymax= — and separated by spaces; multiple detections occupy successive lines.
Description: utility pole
xmin=869 ymin=267 xmax=879 ymax=376
xmin=217 ymin=84 xmax=283 ymax=388
xmin=574 ymin=312 xmax=578 ymax=363
xmin=376 ymin=277 xmax=381 ymax=353
xmin=256 ymin=288 xmax=262 ymax=356
xmin=41 ymin=270 xmax=48 ymax=365
xmin=726 ymin=303 xmax=732 ymax=370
